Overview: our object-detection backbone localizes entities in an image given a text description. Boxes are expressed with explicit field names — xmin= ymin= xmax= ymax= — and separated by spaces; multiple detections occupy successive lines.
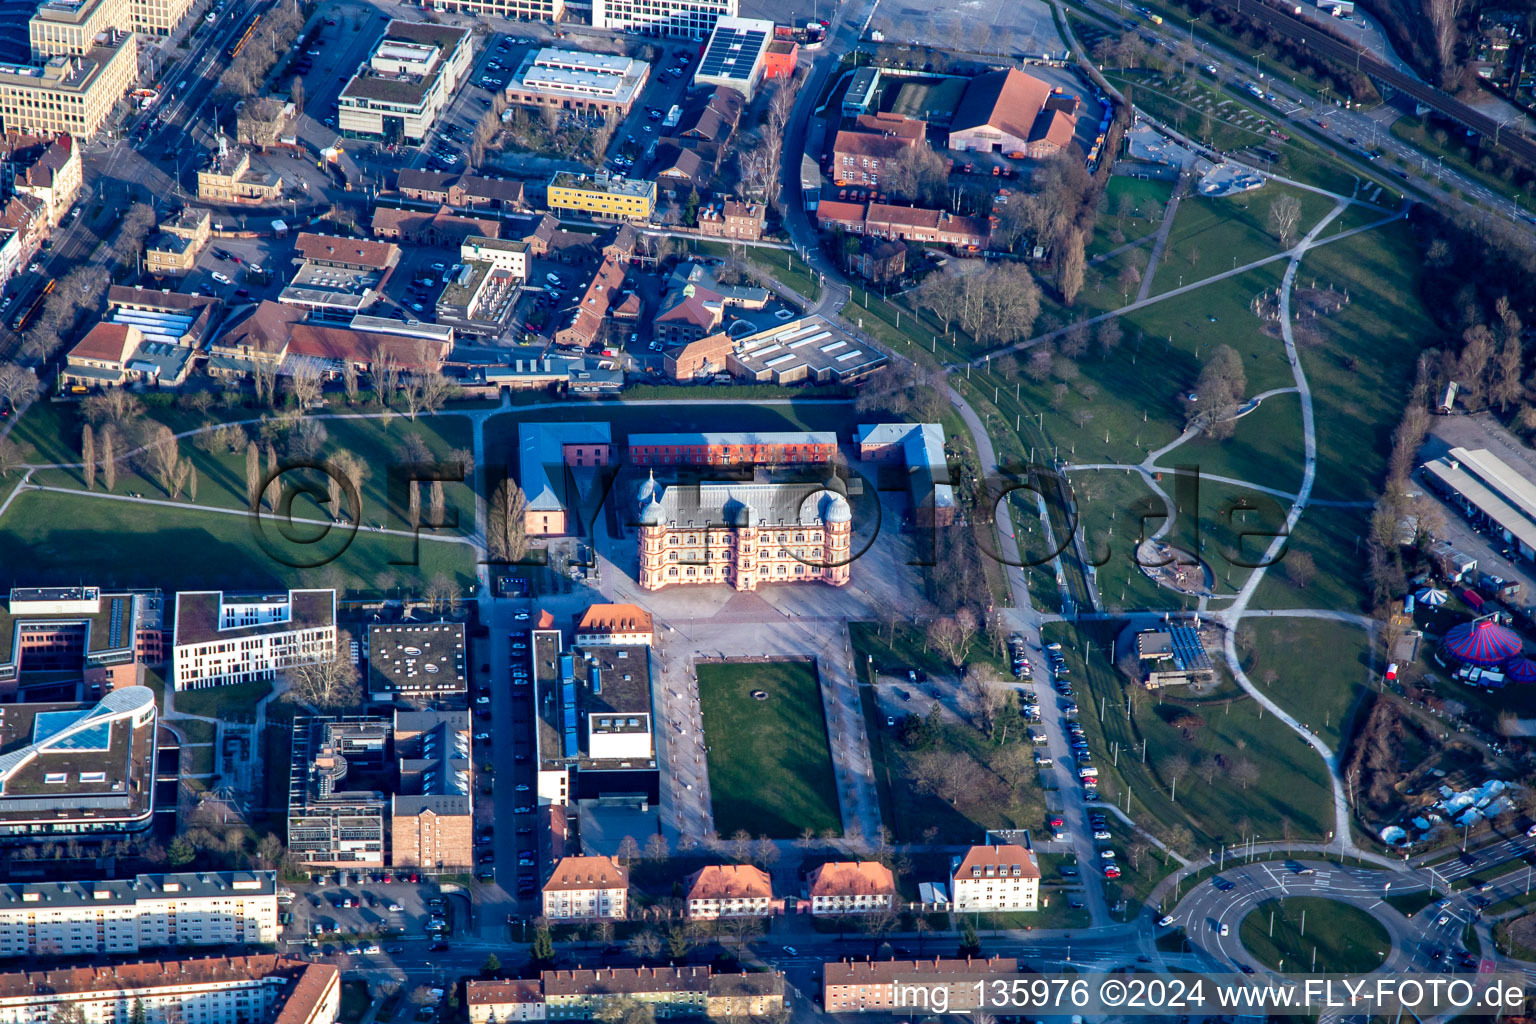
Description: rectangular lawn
xmin=697 ymin=660 xmax=840 ymax=839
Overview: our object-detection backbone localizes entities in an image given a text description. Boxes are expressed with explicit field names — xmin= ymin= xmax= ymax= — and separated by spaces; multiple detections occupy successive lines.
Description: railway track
xmin=1231 ymin=0 xmax=1536 ymax=170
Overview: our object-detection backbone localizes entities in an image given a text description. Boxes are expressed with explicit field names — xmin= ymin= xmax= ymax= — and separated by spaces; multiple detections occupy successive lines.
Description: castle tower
xmin=638 ymin=499 xmax=666 ymax=591
xmin=822 ymin=491 xmax=852 ymax=588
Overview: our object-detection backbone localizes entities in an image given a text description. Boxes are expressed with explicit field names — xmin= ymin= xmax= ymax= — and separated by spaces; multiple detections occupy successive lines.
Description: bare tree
xmin=1268 ymin=194 xmax=1303 ymax=247
xmin=0 ymin=363 xmax=38 ymax=410
xmin=341 ymin=361 xmax=359 ymax=406
xmin=245 ymin=441 xmax=261 ymax=509
xmin=283 ymin=629 xmax=360 ymax=709
xmin=960 ymin=663 xmax=1003 ymax=735
xmin=101 ymin=430 xmax=117 ymax=491
xmin=287 ymin=360 xmax=323 ymax=412
xmin=81 ymin=424 xmax=95 ymax=491
xmin=0 ymin=437 xmax=27 ymax=477
xmin=487 ymin=478 xmax=528 ymax=562
xmin=1057 ymin=230 xmax=1086 ymax=307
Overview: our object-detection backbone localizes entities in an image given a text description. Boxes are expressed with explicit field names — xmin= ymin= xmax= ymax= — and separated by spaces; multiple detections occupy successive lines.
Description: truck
xmin=663 ymin=104 xmax=681 ymax=128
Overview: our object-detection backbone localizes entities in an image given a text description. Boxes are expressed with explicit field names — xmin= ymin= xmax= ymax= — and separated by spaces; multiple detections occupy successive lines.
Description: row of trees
xmin=915 ymin=262 xmax=1042 ymax=347
xmin=218 ymin=0 xmax=305 ymax=99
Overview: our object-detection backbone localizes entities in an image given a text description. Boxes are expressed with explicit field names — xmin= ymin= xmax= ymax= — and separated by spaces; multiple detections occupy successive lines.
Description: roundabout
xmin=1239 ymin=897 xmax=1391 ymax=974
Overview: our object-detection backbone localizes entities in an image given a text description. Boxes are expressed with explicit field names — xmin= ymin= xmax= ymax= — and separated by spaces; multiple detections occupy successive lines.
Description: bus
xmin=225 ymin=13 xmax=260 ymax=60
xmin=13 ymin=278 xmax=52 ymax=331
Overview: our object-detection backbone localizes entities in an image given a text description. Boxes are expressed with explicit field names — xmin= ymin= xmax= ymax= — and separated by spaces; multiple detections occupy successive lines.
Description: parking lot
xmin=282 ymin=871 xmax=471 ymax=953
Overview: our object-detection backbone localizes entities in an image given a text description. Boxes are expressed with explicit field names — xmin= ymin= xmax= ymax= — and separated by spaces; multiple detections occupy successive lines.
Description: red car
xmin=382 ymin=873 xmax=394 ymax=884
xmin=1104 ymin=865 xmax=1122 ymax=879
xmin=409 ymin=873 xmax=420 ymax=884
xmin=1049 ymin=817 xmax=1065 ymax=828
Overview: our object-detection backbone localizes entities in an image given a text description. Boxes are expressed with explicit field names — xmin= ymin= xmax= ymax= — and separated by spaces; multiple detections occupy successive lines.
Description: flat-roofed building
xmin=854 ymin=422 xmax=956 ymax=527
xmin=0 ymin=586 xmax=165 ymax=698
xmin=435 ymin=259 xmax=521 ymax=337
xmin=692 ymin=17 xmax=772 ymax=100
xmin=391 ymin=709 xmax=473 ymax=872
xmin=420 ymin=0 xmax=562 ymax=20
xmin=628 ymin=431 xmax=837 ymax=466
xmin=506 ymin=48 xmax=651 ymax=118
xmin=0 ymin=686 xmax=158 ymax=842
xmin=287 ymin=716 xmax=388 ymax=868
xmin=823 ymin=957 xmax=1015 ymax=1013
xmin=950 ymin=843 xmax=1039 ymax=912
xmin=171 ymin=590 xmax=337 ymax=691
xmin=727 ymin=316 xmax=888 ymax=385
xmin=28 ymin=0 xmax=128 ymax=56
xmin=461 ymin=235 xmax=529 ymax=278
xmin=530 ymin=630 xmax=658 ymax=808
xmin=0 ymin=871 xmax=277 ymax=958
xmin=637 ymin=481 xmax=852 ymax=591
xmin=0 ymin=955 xmax=340 ymax=1024
xmin=517 ymin=422 xmax=613 ymax=536
xmin=338 ymin=22 xmax=473 ymax=144
xmin=0 ymin=34 xmax=136 ymax=140
xmin=541 ymin=855 xmax=628 ymax=921
xmin=366 ymin=622 xmax=467 ymax=701
xmin=547 ymin=171 xmax=654 ymax=223
xmin=573 ymin=603 xmax=654 ymax=647
xmin=1423 ymin=446 xmax=1536 ymax=564
xmin=806 ymin=861 xmax=895 ymax=915
xmin=684 ymin=864 xmax=773 ymax=920
xmin=591 ymin=0 xmax=737 ymax=39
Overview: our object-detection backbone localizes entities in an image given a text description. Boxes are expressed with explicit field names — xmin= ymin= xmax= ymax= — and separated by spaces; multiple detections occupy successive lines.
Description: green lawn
xmin=1390 ymin=115 xmax=1526 ymax=208
xmin=1287 ymin=217 xmax=1436 ymax=503
xmin=693 ymin=240 xmax=823 ymax=302
xmin=182 ymin=745 xmax=215 ymax=776
xmin=26 ymin=411 xmax=476 ymax=535
xmin=172 ymin=679 xmax=274 ymax=720
xmin=1168 ymin=390 xmax=1306 ymax=498
xmin=1237 ymin=617 xmax=1373 ymax=750
xmin=697 ymin=660 xmax=840 ymax=839
xmin=1043 ymin=621 xmax=1334 ymax=847
xmin=0 ymin=488 xmax=479 ymax=596
xmin=1153 ymin=187 xmax=1336 ymax=294
xmin=1240 ymin=897 xmax=1391 ymax=973
xmin=171 ymin=719 xmax=217 ymax=744
xmin=1250 ymin=504 xmax=1372 ymax=614
xmin=1090 ymin=177 xmax=1175 ymax=259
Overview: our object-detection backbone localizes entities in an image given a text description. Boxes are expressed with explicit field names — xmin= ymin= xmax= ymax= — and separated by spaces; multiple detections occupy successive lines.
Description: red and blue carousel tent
xmin=1506 ymin=657 xmax=1536 ymax=683
xmin=1443 ymin=619 xmax=1524 ymax=666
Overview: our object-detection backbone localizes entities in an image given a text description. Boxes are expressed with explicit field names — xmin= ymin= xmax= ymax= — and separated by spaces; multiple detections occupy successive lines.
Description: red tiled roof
xmin=831 ymin=130 xmax=917 ymax=162
xmin=953 ymin=843 xmax=1040 ymax=879
xmin=807 ymin=860 xmax=895 ymax=898
xmin=287 ymin=324 xmax=447 ymax=369
xmin=292 ymin=232 xmax=399 ymax=270
xmin=814 ymin=200 xmax=866 ymax=226
xmin=68 ymin=323 xmax=136 ymax=363
xmin=465 ymin=980 xmax=542 ymax=1005
xmin=951 ymin=68 xmax=1055 ymax=145
xmin=686 ymin=864 xmax=772 ymax=902
xmin=543 ymin=855 xmax=628 ymax=893
xmin=853 ymin=112 xmax=926 ymax=140
xmin=577 ymin=603 xmax=653 ymax=635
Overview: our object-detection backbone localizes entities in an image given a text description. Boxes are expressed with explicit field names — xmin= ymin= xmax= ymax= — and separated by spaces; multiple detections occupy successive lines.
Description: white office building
xmin=337 ymin=21 xmax=473 ymax=144
xmin=171 ymin=590 xmax=337 ymax=690
xmin=591 ymin=0 xmax=737 ymax=39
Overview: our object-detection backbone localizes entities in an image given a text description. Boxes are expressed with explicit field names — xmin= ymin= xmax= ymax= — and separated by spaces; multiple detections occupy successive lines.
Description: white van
xmin=211 ymin=271 xmax=231 ymax=284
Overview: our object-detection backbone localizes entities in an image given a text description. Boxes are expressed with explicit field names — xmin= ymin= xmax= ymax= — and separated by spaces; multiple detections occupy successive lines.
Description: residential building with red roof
xmin=950 ymin=843 xmax=1040 ymax=912
xmin=574 ymin=603 xmax=654 ymax=646
xmin=542 ymin=855 xmax=628 ymax=921
xmin=553 ymin=255 xmax=625 ymax=350
xmin=823 ymin=957 xmax=1015 ymax=1013
xmin=0 ymin=955 xmax=339 ymax=1024
xmin=814 ymin=200 xmax=989 ymax=250
xmin=3 ymin=132 xmax=81 ymax=225
xmin=806 ymin=861 xmax=895 ymax=915
xmin=685 ymin=864 xmax=774 ymax=919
